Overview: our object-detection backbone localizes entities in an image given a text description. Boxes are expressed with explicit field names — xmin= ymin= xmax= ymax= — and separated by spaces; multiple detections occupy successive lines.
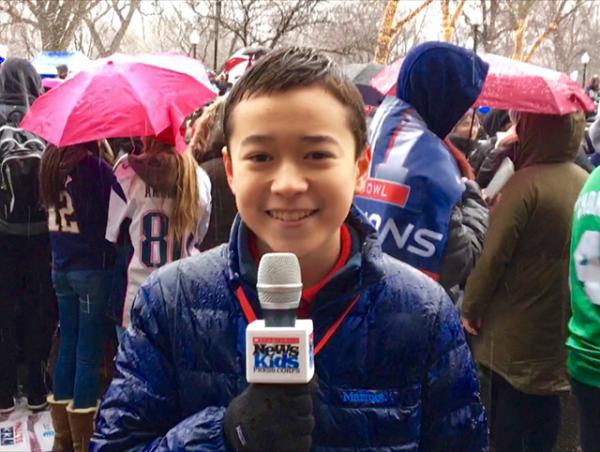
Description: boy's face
xmin=224 ymin=86 xmax=369 ymax=261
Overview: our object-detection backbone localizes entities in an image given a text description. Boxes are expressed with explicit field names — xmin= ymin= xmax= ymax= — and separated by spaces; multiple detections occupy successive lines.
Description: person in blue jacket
xmin=355 ymin=42 xmax=489 ymax=300
xmin=91 ymin=47 xmax=487 ymax=451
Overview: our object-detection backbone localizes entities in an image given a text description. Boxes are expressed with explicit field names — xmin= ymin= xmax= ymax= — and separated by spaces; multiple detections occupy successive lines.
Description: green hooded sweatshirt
xmin=568 ymin=167 xmax=600 ymax=388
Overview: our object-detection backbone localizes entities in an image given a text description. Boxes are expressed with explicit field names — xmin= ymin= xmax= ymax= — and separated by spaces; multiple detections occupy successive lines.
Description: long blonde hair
xmin=98 ymin=139 xmax=115 ymax=166
xmin=142 ymin=137 xmax=201 ymax=242
xmin=189 ymin=97 xmax=225 ymax=162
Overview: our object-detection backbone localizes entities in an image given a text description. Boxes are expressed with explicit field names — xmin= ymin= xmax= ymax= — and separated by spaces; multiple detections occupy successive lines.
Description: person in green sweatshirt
xmin=568 ymin=168 xmax=600 ymax=452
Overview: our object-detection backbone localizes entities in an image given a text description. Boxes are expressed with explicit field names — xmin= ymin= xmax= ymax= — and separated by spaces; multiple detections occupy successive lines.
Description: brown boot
xmin=47 ymin=395 xmax=73 ymax=452
xmin=66 ymin=402 xmax=97 ymax=452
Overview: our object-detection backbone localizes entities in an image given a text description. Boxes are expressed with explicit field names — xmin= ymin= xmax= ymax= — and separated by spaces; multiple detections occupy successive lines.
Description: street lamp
xmin=213 ymin=0 xmax=222 ymax=71
xmin=190 ymin=30 xmax=200 ymax=60
xmin=465 ymin=7 xmax=484 ymax=144
xmin=581 ymin=52 xmax=590 ymax=88
xmin=470 ymin=13 xmax=483 ymax=54
xmin=464 ymin=4 xmax=483 ymax=53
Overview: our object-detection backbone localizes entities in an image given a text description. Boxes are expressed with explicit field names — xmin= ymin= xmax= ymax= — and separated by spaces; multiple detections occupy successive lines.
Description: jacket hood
xmin=128 ymin=150 xmax=178 ymax=196
xmin=396 ymin=42 xmax=489 ymax=139
xmin=514 ymin=112 xmax=585 ymax=169
xmin=0 ymin=58 xmax=42 ymax=108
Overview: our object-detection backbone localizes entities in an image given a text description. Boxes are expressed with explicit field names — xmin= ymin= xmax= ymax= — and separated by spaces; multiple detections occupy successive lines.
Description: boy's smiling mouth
xmin=266 ymin=209 xmax=318 ymax=222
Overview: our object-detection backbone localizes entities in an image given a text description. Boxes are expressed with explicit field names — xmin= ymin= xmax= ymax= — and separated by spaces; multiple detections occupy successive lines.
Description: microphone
xmin=246 ymin=253 xmax=315 ymax=384
xmin=257 ymin=252 xmax=303 ymax=327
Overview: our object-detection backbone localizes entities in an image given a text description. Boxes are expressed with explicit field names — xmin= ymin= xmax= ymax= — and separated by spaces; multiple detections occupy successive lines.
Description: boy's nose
xmin=271 ymin=163 xmax=309 ymax=197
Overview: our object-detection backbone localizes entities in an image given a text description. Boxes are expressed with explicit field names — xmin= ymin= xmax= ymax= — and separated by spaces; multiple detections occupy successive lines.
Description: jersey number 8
xmin=141 ymin=212 xmax=181 ymax=268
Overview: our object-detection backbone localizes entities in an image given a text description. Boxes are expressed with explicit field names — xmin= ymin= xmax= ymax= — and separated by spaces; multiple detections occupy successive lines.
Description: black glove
xmin=223 ymin=378 xmax=318 ymax=452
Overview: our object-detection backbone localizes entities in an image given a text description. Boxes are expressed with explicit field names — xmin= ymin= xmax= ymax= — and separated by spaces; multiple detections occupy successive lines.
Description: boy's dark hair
xmin=223 ymin=47 xmax=367 ymax=158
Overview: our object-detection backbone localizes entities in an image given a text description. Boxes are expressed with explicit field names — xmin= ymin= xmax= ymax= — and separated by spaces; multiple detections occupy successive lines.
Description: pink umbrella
xmin=369 ymin=58 xmax=403 ymax=98
xmin=370 ymin=53 xmax=596 ymax=115
xmin=223 ymin=56 xmax=248 ymax=73
xmin=21 ymin=53 xmax=218 ymax=151
xmin=41 ymin=77 xmax=63 ymax=91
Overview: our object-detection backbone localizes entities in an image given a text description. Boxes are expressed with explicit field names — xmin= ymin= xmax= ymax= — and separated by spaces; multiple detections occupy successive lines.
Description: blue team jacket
xmin=354 ymin=97 xmax=465 ymax=279
xmin=355 ymin=42 xmax=489 ymax=281
xmin=91 ymin=208 xmax=487 ymax=451
xmin=49 ymin=153 xmax=116 ymax=271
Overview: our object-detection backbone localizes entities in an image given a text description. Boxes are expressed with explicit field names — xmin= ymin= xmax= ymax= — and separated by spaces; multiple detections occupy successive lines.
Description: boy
xmin=91 ymin=48 xmax=487 ymax=451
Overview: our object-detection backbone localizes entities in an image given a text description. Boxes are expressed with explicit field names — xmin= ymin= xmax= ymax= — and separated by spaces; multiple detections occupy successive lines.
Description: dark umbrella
xmin=343 ymin=63 xmax=385 ymax=107
xmin=356 ymin=84 xmax=384 ymax=107
xmin=343 ymin=63 xmax=384 ymax=85
xmin=239 ymin=46 xmax=270 ymax=64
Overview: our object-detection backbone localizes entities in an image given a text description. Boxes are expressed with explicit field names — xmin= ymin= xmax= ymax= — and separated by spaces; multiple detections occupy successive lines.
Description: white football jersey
xmin=106 ymin=156 xmax=211 ymax=327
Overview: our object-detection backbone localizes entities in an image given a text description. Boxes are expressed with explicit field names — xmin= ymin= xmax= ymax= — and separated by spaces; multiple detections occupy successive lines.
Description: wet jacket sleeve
xmin=438 ymin=180 xmax=489 ymax=291
xmin=420 ymin=290 xmax=488 ymax=451
xmin=468 ymin=139 xmax=494 ymax=178
xmin=462 ymin=176 xmax=528 ymax=320
xmin=90 ymin=276 xmax=228 ymax=451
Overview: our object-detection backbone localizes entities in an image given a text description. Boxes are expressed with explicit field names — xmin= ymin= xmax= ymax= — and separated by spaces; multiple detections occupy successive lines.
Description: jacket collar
xmin=226 ymin=205 xmax=386 ymax=320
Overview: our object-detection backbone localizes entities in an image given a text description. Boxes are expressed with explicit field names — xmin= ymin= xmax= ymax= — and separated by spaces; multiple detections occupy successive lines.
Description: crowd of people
xmin=585 ymin=75 xmax=600 ymax=105
xmin=0 ymin=41 xmax=598 ymax=452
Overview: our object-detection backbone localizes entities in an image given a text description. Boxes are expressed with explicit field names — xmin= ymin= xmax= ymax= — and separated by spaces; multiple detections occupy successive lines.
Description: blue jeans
xmin=52 ymin=270 xmax=111 ymax=409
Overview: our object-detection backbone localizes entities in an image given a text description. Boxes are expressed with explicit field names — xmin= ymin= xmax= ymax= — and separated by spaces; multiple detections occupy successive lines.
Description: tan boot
xmin=47 ymin=395 xmax=73 ymax=452
xmin=66 ymin=402 xmax=97 ymax=452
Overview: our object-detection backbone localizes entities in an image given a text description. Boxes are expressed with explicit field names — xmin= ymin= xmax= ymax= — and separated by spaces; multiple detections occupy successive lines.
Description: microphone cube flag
xmin=246 ymin=319 xmax=315 ymax=384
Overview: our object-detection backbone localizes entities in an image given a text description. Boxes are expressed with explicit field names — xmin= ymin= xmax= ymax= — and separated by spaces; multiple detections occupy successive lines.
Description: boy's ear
xmin=354 ymin=145 xmax=371 ymax=194
xmin=222 ymin=146 xmax=235 ymax=195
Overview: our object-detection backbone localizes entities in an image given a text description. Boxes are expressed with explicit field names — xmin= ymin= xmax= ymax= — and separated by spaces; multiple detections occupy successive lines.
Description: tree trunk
xmin=512 ymin=17 xmax=527 ymax=60
xmin=441 ymin=0 xmax=451 ymax=42
xmin=37 ymin=0 xmax=93 ymax=51
xmin=374 ymin=0 xmax=399 ymax=64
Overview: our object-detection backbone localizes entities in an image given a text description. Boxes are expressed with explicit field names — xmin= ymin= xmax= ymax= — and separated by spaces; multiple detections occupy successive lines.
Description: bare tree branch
xmin=84 ymin=0 xmax=141 ymax=57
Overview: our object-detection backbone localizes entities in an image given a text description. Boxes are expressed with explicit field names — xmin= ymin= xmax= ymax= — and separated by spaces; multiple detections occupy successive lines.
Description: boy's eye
xmin=306 ymin=151 xmax=332 ymax=160
xmin=247 ymin=153 xmax=272 ymax=163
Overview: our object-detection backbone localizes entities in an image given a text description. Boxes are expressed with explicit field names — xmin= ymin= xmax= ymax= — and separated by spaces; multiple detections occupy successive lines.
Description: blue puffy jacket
xmin=91 ymin=208 xmax=487 ymax=451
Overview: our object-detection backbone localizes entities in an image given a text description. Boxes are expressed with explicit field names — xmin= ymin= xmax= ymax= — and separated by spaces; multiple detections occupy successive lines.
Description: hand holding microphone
xmin=246 ymin=253 xmax=315 ymax=384
xmin=223 ymin=377 xmax=318 ymax=452
xmin=224 ymin=253 xmax=317 ymax=451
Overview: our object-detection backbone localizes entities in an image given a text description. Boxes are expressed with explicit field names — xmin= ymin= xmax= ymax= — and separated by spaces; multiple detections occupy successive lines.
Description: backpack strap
xmin=6 ymin=106 xmax=25 ymax=127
